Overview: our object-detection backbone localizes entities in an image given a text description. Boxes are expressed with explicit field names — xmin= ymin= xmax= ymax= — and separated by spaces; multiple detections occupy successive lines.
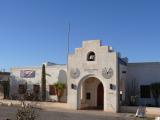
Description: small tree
xmin=54 ymin=82 xmax=65 ymax=102
xmin=150 ymin=83 xmax=160 ymax=107
xmin=41 ymin=64 xmax=46 ymax=101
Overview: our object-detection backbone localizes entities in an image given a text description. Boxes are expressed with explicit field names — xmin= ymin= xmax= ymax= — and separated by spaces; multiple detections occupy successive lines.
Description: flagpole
xmin=67 ymin=23 xmax=70 ymax=96
xmin=67 ymin=23 xmax=70 ymax=60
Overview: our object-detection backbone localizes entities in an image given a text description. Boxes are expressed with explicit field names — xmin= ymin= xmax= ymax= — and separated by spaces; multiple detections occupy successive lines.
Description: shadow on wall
xmin=58 ymin=70 xmax=67 ymax=84
xmin=10 ymin=75 xmax=40 ymax=100
xmin=0 ymin=84 xmax=4 ymax=99
xmin=10 ymin=70 xmax=68 ymax=102
xmin=58 ymin=70 xmax=67 ymax=102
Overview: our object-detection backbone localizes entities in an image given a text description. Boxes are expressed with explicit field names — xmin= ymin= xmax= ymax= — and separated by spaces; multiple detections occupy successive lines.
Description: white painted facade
xmin=10 ymin=65 xmax=67 ymax=102
xmin=9 ymin=40 xmax=160 ymax=112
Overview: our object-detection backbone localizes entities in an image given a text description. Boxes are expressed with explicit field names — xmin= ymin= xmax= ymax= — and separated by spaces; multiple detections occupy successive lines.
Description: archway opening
xmin=79 ymin=77 xmax=104 ymax=110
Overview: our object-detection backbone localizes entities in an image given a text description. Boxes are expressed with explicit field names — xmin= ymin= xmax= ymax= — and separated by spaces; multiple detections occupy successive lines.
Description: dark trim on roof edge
xmin=0 ymin=72 xmax=10 ymax=75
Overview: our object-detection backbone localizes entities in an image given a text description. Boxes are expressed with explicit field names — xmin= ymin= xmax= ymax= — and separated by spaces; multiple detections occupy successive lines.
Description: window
xmin=33 ymin=85 xmax=40 ymax=94
xmin=49 ymin=85 xmax=56 ymax=95
xmin=140 ymin=85 xmax=151 ymax=98
xmin=71 ymin=84 xmax=76 ymax=89
xmin=86 ymin=92 xmax=91 ymax=100
xmin=110 ymin=84 xmax=113 ymax=89
xmin=18 ymin=84 xmax=26 ymax=94
xmin=87 ymin=51 xmax=95 ymax=61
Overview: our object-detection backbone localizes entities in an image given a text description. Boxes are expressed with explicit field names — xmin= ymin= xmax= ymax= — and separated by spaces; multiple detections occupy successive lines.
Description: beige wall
xmin=67 ymin=40 xmax=119 ymax=112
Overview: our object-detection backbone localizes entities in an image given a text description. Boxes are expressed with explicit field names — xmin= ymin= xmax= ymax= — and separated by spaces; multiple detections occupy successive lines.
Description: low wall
xmin=120 ymin=106 xmax=160 ymax=115
xmin=1 ymin=100 xmax=160 ymax=115
xmin=0 ymin=100 xmax=69 ymax=110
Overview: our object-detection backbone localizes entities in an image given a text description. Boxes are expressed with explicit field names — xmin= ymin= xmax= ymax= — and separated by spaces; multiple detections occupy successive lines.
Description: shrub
xmin=53 ymin=83 xmax=65 ymax=102
xmin=16 ymin=101 xmax=38 ymax=120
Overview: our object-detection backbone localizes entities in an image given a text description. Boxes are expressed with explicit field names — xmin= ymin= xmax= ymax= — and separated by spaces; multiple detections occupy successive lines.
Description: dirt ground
xmin=0 ymin=106 xmax=155 ymax=120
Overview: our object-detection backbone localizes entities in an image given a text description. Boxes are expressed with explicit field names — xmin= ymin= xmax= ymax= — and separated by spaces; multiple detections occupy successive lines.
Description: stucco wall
xmin=10 ymin=65 xmax=67 ymax=102
xmin=127 ymin=62 xmax=160 ymax=106
xmin=67 ymin=40 xmax=119 ymax=112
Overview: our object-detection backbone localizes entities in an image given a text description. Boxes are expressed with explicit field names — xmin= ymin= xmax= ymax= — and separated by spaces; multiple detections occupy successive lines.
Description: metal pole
xmin=67 ymin=23 xmax=70 ymax=96
xmin=67 ymin=23 xmax=70 ymax=71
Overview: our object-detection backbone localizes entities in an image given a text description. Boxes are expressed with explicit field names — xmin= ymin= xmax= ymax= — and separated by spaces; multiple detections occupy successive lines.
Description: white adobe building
xmin=10 ymin=64 xmax=67 ymax=102
xmin=10 ymin=40 xmax=160 ymax=112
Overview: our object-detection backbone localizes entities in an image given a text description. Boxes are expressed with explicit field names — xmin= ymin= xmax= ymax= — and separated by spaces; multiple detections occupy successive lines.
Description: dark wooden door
xmin=97 ymin=83 xmax=104 ymax=109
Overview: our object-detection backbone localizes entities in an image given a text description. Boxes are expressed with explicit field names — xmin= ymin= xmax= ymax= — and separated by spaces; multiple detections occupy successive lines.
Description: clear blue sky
xmin=0 ymin=0 xmax=160 ymax=71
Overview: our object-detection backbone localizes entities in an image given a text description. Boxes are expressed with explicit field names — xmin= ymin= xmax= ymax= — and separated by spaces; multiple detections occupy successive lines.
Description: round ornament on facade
xmin=70 ymin=68 xmax=80 ymax=79
xmin=102 ymin=67 xmax=113 ymax=79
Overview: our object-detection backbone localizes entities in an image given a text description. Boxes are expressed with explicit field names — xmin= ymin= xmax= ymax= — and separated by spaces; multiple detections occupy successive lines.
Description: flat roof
xmin=129 ymin=62 xmax=160 ymax=64
xmin=0 ymin=72 xmax=10 ymax=75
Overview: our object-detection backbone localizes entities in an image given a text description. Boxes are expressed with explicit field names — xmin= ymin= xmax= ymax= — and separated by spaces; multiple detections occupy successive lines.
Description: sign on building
xmin=20 ymin=70 xmax=36 ymax=78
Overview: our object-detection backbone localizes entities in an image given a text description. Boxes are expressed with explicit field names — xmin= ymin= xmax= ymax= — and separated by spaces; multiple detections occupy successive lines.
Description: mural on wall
xmin=20 ymin=70 xmax=36 ymax=78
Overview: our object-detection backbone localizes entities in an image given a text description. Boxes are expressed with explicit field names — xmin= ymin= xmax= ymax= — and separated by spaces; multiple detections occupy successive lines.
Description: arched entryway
xmin=78 ymin=77 xmax=104 ymax=110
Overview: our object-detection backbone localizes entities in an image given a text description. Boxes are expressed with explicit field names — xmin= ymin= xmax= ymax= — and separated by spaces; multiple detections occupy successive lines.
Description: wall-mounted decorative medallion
xmin=70 ymin=68 xmax=80 ymax=79
xmin=102 ymin=67 xmax=113 ymax=79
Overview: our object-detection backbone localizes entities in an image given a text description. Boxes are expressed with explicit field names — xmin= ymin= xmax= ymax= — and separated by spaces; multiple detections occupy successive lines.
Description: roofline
xmin=128 ymin=62 xmax=160 ymax=65
xmin=10 ymin=64 xmax=67 ymax=70
xmin=129 ymin=62 xmax=160 ymax=64
xmin=118 ymin=58 xmax=127 ymax=66
xmin=0 ymin=72 xmax=10 ymax=75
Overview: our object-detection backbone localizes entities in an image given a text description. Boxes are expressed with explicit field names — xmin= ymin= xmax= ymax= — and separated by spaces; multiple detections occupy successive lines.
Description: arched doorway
xmin=78 ymin=77 xmax=104 ymax=110
xmin=97 ymin=83 xmax=104 ymax=109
